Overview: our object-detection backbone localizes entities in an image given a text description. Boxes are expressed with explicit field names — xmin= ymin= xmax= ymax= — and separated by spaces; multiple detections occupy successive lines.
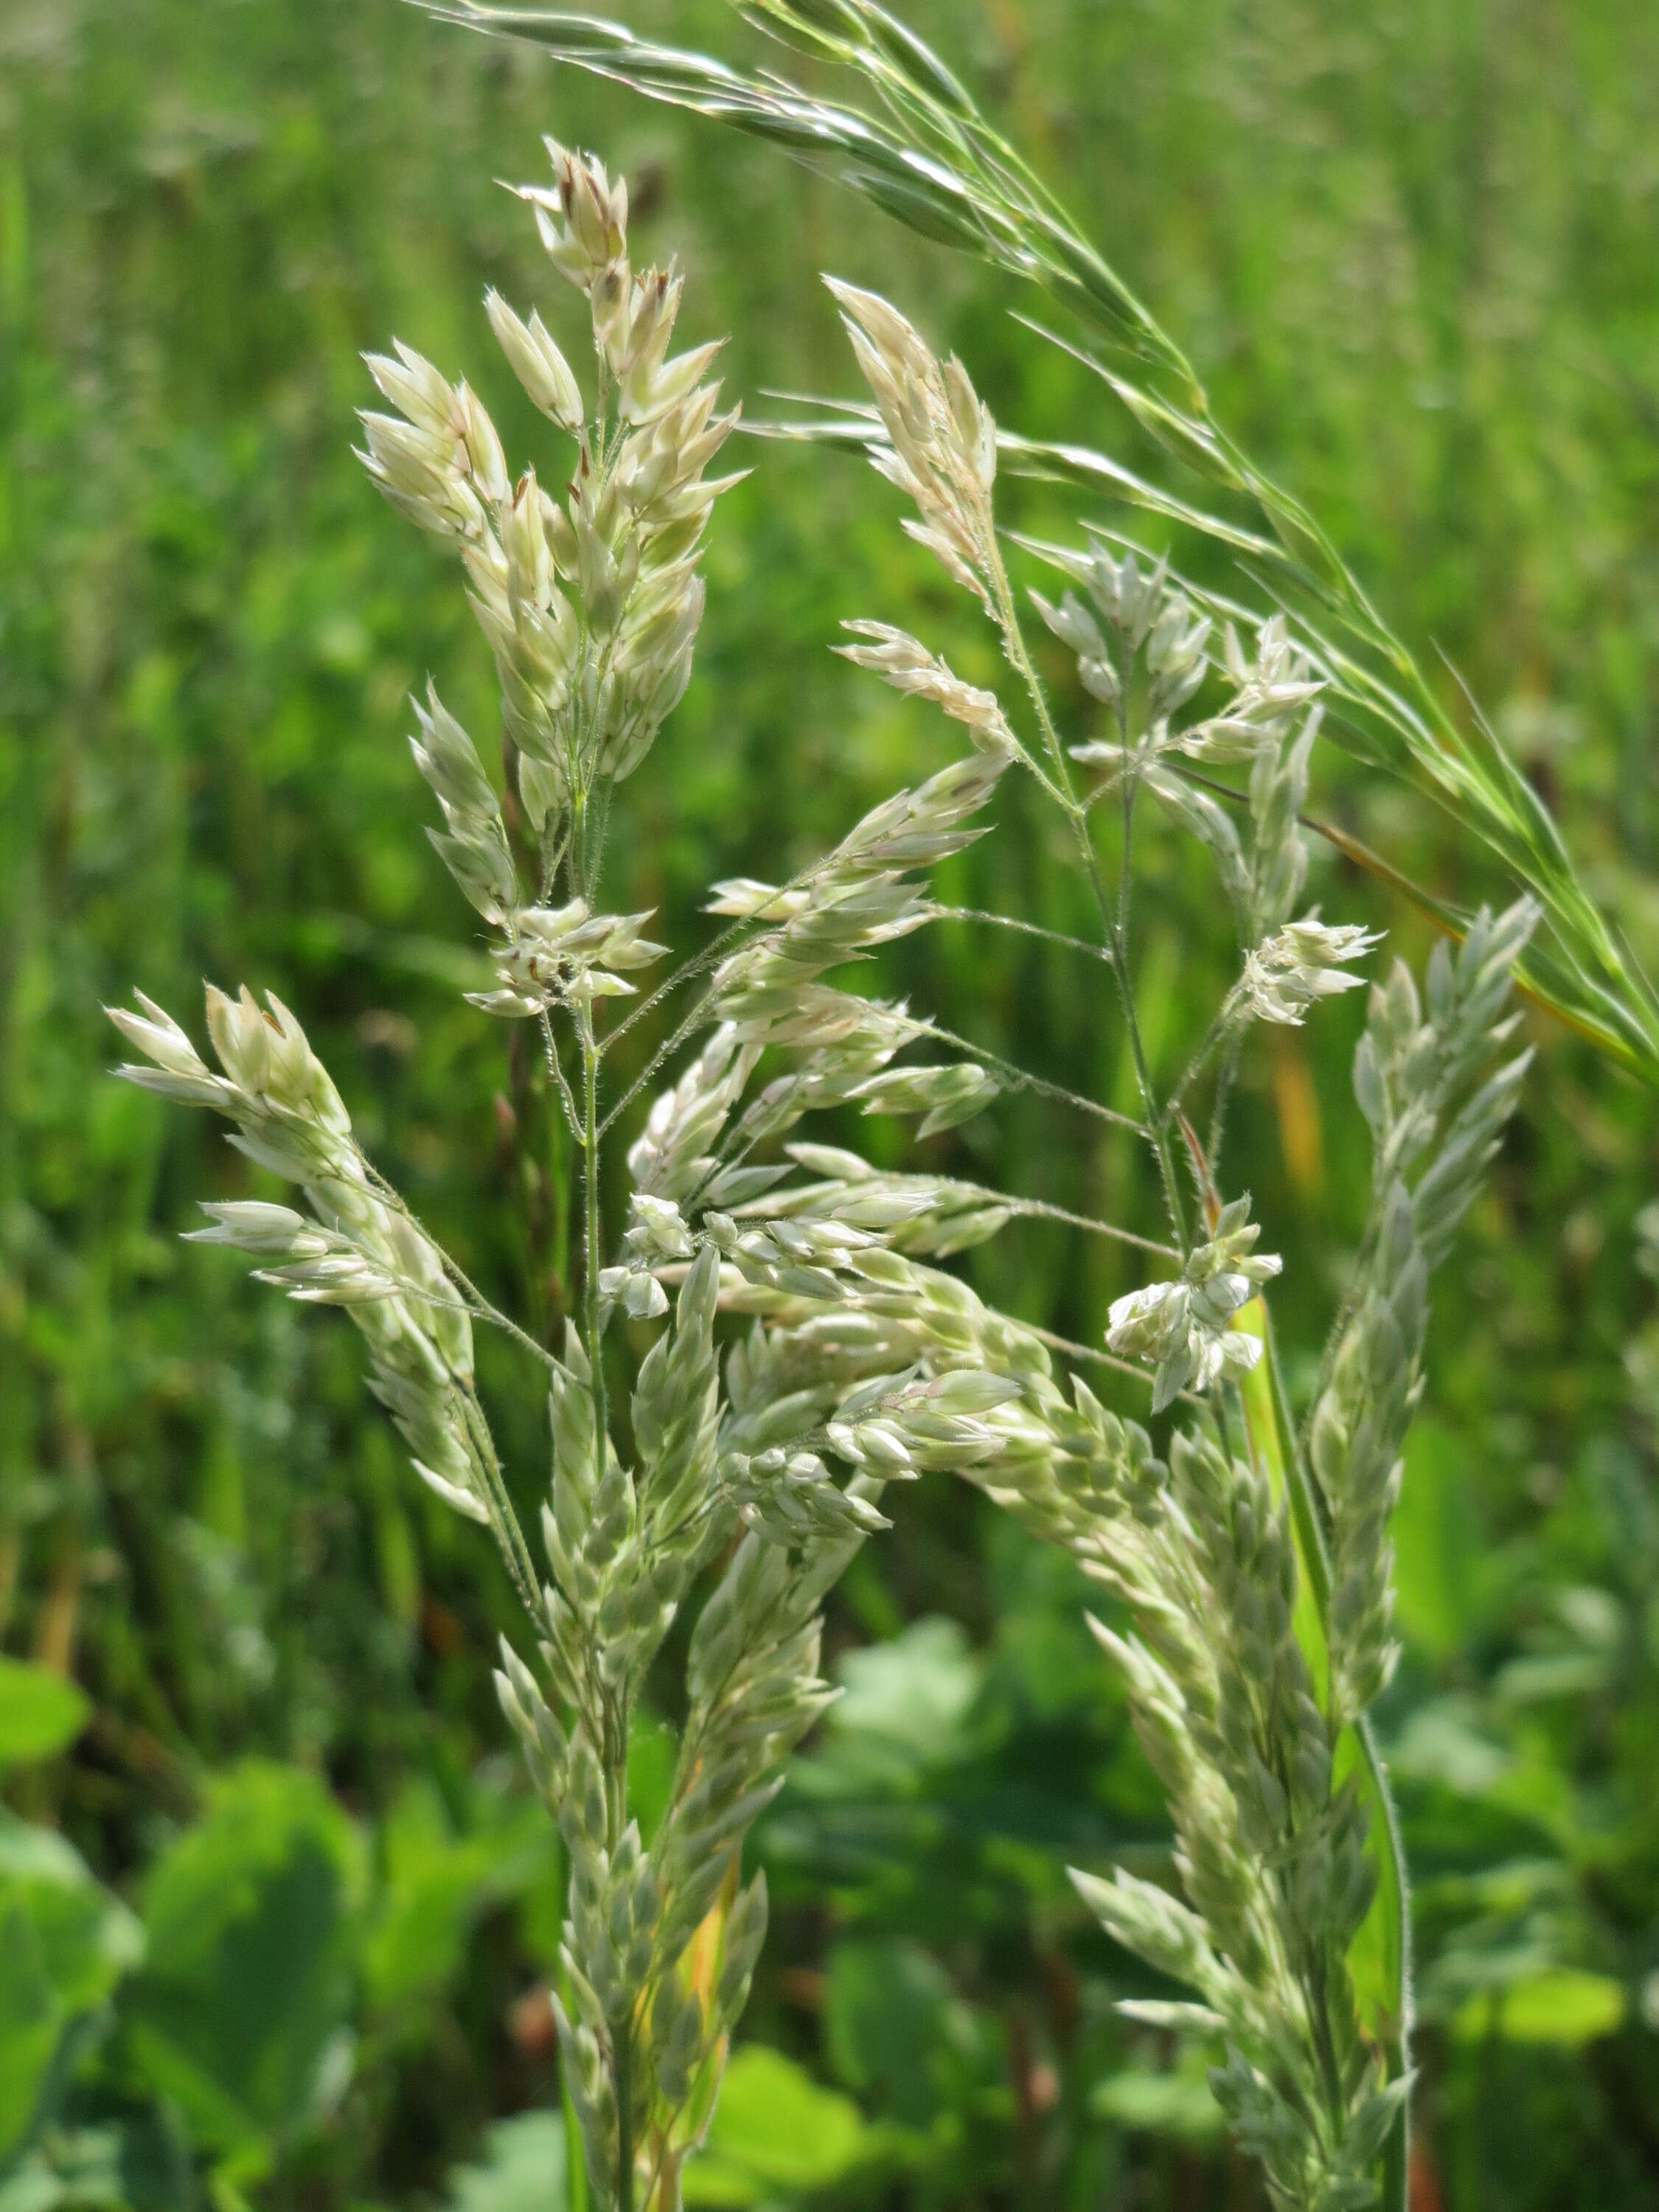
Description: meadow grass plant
xmin=111 ymin=98 xmax=1538 ymax=2212
xmin=602 ymin=273 xmax=1536 ymax=2211
xmin=111 ymin=145 xmax=1031 ymax=2212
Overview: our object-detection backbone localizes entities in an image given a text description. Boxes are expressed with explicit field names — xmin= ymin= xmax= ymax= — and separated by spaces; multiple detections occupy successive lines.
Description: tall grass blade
xmin=418 ymin=0 xmax=1659 ymax=1088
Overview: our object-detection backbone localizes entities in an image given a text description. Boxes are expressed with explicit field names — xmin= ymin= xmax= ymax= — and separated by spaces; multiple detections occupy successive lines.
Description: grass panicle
xmin=114 ymin=77 xmax=1543 ymax=2212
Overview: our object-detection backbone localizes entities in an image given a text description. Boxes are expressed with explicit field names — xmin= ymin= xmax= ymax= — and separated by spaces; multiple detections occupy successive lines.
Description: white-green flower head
xmin=1239 ymin=913 xmax=1382 ymax=1027
xmin=1107 ymin=1199 xmax=1283 ymax=1411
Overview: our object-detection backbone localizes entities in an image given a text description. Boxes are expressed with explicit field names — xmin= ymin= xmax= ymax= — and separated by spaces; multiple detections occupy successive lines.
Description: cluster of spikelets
xmin=582 ymin=277 xmax=1537 ymax=2212
xmin=106 ymin=986 xmax=509 ymax=1556
xmin=108 ymin=150 xmax=1045 ymax=2212
xmin=361 ymin=142 xmax=734 ymax=813
xmin=1310 ymin=905 xmax=1537 ymax=1725
xmin=111 ymin=142 xmax=1539 ymax=2212
xmin=1055 ymin=903 xmax=1534 ymax=2212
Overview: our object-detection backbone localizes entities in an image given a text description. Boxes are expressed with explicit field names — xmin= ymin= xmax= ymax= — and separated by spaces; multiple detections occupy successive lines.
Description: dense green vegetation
xmin=4 ymin=1 xmax=1658 ymax=2206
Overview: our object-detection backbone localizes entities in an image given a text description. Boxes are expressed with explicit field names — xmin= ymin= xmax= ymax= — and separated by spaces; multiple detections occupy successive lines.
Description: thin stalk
xmin=1303 ymin=1965 xmax=1351 ymax=2149
xmin=541 ymin=1006 xmax=585 ymax=1145
xmin=568 ymin=793 xmax=608 ymax=1421
xmin=1205 ymin=1029 xmax=1245 ymax=1180
xmin=1001 ymin=1194 xmax=1178 ymax=1260
xmin=581 ymin=1020 xmax=611 ymax=1475
xmin=1106 ymin=704 xmax=1192 ymax=1252
xmin=615 ymin=2014 xmax=636 ymax=2212
xmin=1020 ymin=1318 xmax=1172 ymax=1394
xmin=601 ymin=911 xmax=750 ymax=1055
xmin=990 ymin=558 xmax=1192 ymax=1250
xmin=1116 ymin=726 xmax=1137 ymax=957
xmin=458 ymin=1385 xmax=543 ymax=1624
xmin=586 ymin=773 xmax=618 ymax=903
xmin=569 ymin=779 xmax=633 ymax=2212
xmin=383 ymin=1271 xmax=560 ymax=1372
xmin=354 ymin=1154 xmax=560 ymax=1370
xmin=540 ymin=817 xmax=572 ymax=903
xmin=934 ymin=902 xmax=1115 ymax=964
xmin=902 ymin=1014 xmax=1147 ymax=1134
xmin=439 ymin=1269 xmax=559 ymax=1372
xmin=597 ymin=975 xmax=723 ymax=1143
xmin=1164 ymin=1002 xmax=1236 ymax=1124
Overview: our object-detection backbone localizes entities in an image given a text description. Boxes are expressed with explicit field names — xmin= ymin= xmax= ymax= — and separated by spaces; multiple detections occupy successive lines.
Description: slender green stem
xmin=568 ymin=776 xmax=632 ymax=2212
xmin=615 ymin=2015 xmax=636 ymax=2212
xmin=597 ymin=977 xmax=722 ymax=1143
xmin=1366 ymin=1715 xmax=1413 ymax=2212
xmin=1164 ymin=1003 xmax=1236 ymax=1124
xmin=541 ymin=1007 xmax=585 ymax=1145
xmin=899 ymin=1013 xmax=1147 ymax=1134
xmin=539 ymin=818 xmax=571 ymax=903
xmin=1001 ymin=1194 xmax=1178 ymax=1259
xmin=354 ymin=1153 xmax=560 ymax=1370
xmin=1020 ymin=1318 xmax=1182 ymax=1394
xmin=990 ymin=563 xmax=1081 ymax=813
xmin=1205 ymin=1029 xmax=1244 ymax=1180
xmin=586 ymin=775 xmax=617 ymax=903
xmin=385 ymin=1272 xmax=560 ymax=1371
xmin=935 ymin=902 xmax=1115 ymax=964
xmin=579 ymin=1018 xmax=611 ymax=1486
xmin=601 ymin=911 xmax=751 ymax=1054
xmin=458 ymin=1385 xmax=542 ymax=1625
xmin=990 ymin=558 xmax=1191 ymax=1251
xmin=568 ymin=795 xmax=608 ymax=1419
xmin=1106 ymin=689 xmax=1192 ymax=1254
xmin=1116 ymin=704 xmax=1137 ymax=956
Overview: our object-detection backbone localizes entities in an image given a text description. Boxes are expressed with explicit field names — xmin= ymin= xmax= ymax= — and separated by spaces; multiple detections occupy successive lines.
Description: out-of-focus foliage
xmin=2 ymin=1 xmax=1657 ymax=2207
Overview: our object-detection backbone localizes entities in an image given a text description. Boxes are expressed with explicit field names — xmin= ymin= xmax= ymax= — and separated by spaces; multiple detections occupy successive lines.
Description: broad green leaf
xmin=364 ymin=1778 xmax=554 ymax=2013
xmin=825 ymin=1617 xmax=983 ymax=1780
xmin=0 ymin=1660 xmax=92 ymax=1773
xmin=1392 ymin=1422 xmax=1498 ymax=1663
xmin=1388 ymin=1698 xmax=1514 ymax=1798
xmin=1091 ymin=2057 xmax=1225 ymax=2143
xmin=0 ymin=2107 xmax=196 ymax=2212
xmin=683 ymin=2046 xmax=877 ymax=2205
xmin=121 ymin=1762 xmax=364 ymax=2156
xmin=824 ymin=1938 xmax=982 ymax=2130
xmin=0 ymin=1820 xmax=143 ymax=2168
xmin=626 ymin=1711 xmax=679 ymax=1848
xmin=445 ymin=2112 xmax=567 ymax=2212
xmin=1453 ymin=1969 xmax=1627 ymax=2048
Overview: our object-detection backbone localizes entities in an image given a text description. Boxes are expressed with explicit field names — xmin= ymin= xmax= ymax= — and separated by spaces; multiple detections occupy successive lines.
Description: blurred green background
xmin=4 ymin=1 xmax=1658 ymax=2206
